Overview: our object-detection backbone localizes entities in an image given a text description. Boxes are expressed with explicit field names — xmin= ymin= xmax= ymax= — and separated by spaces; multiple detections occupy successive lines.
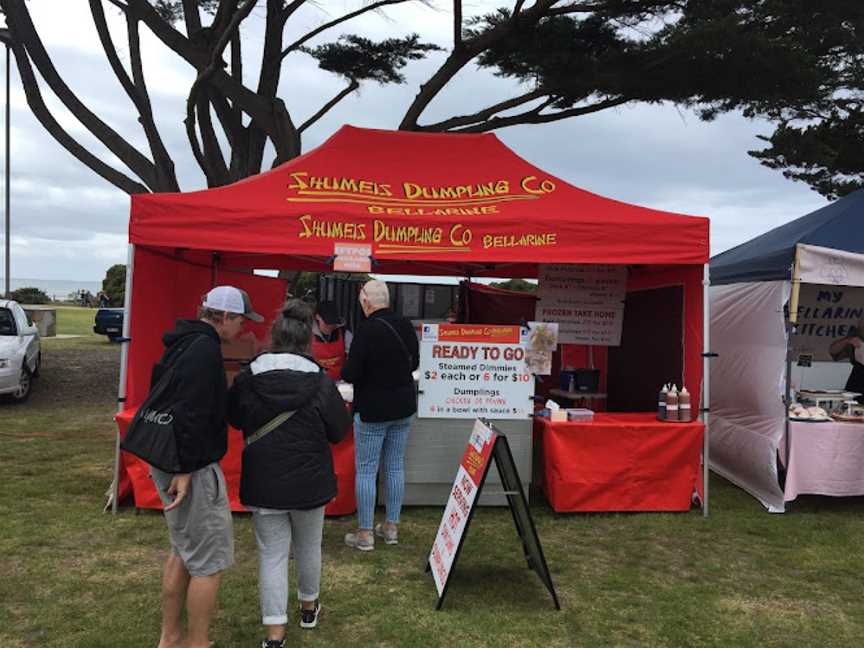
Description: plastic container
xmin=550 ymin=409 xmax=568 ymax=422
xmin=678 ymin=386 xmax=691 ymax=422
xmin=666 ymin=384 xmax=679 ymax=421
xmin=566 ymin=408 xmax=594 ymax=422
xmin=658 ymin=383 xmax=669 ymax=419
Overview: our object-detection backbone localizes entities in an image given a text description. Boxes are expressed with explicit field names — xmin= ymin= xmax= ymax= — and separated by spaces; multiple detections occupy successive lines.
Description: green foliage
xmin=102 ymin=264 xmax=126 ymax=307
xmin=490 ymin=278 xmax=537 ymax=293
xmin=302 ymin=34 xmax=442 ymax=83
xmin=466 ymin=0 xmax=864 ymax=197
xmin=750 ymin=112 xmax=864 ymax=199
xmin=9 ymin=286 xmax=51 ymax=304
xmin=291 ymin=272 xmax=319 ymax=301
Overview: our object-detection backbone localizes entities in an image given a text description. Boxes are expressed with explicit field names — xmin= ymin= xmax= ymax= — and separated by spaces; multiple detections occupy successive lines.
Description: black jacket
xmin=154 ymin=320 xmax=228 ymax=473
xmin=228 ymin=352 xmax=351 ymax=510
xmin=341 ymin=308 xmax=419 ymax=422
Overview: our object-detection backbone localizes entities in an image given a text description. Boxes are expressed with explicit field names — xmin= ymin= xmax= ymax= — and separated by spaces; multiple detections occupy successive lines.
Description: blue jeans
xmin=354 ymin=414 xmax=413 ymax=529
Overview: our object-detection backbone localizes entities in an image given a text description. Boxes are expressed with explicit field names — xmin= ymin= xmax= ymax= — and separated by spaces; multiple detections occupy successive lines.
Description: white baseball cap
xmin=202 ymin=285 xmax=263 ymax=322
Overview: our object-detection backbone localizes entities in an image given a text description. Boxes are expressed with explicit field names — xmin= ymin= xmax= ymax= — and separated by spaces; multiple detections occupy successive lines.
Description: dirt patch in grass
xmin=1 ymin=336 xmax=119 ymax=420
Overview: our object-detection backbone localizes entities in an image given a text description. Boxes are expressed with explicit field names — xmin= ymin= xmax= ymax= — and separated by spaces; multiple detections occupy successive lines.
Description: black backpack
xmin=120 ymin=335 xmax=205 ymax=472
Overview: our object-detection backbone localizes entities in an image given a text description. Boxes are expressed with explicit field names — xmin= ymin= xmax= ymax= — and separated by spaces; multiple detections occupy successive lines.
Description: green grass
xmin=2 ymin=338 xmax=864 ymax=647
xmin=55 ymin=306 xmax=100 ymax=336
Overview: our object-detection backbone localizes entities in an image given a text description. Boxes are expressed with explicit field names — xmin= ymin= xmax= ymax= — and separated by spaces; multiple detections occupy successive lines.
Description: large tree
xmin=1 ymin=0 xmax=861 ymax=196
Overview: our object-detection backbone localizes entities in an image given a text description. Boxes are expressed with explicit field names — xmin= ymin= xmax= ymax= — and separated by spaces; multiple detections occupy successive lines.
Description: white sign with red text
xmin=418 ymin=323 xmax=534 ymax=419
xmin=429 ymin=420 xmax=496 ymax=596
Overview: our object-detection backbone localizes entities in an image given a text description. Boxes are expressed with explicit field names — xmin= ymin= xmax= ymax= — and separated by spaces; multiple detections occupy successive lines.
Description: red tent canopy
xmin=130 ymin=125 xmax=709 ymax=276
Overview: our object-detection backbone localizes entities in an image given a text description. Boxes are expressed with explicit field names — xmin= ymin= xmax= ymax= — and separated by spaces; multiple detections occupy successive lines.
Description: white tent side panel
xmin=709 ymin=281 xmax=788 ymax=512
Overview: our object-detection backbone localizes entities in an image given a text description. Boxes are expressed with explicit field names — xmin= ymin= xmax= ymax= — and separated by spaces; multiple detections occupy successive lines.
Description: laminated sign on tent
xmin=111 ymin=125 xmax=711 ymax=516
xmin=710 ymin=190 xmax=864 ymax=512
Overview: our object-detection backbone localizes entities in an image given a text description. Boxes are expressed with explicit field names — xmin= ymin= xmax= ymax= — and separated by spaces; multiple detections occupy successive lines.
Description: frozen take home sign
xmin=418 ymin=324 xmax=534 ymax=419
xmin=535 ymin=264 xmax=627 ymax=346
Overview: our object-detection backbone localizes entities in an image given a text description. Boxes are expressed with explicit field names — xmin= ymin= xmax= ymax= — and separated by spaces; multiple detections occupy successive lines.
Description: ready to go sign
xmin=418 ymin=324 xmax=534 ymax=419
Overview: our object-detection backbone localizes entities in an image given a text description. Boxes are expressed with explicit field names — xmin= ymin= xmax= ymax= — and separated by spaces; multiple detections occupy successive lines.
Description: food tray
xmin=831 ymin=414 xmax=864 ymax=423
xmin=788 ymin=416 xmax=832 ymax=423
xmin=656 ymin=416 xmax=697 ymax=423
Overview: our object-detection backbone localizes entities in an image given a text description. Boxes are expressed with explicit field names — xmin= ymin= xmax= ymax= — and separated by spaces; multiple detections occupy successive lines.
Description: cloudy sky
xmin=2 ymin=1 xmax=830 ymax=282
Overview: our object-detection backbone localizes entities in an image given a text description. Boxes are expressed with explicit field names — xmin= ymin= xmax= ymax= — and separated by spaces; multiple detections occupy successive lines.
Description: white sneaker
xmin=374 ymin=522 xmax=398 ymax=545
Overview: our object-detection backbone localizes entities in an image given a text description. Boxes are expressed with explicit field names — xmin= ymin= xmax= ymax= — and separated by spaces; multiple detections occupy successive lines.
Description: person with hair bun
xmin=228 ymin=299 xmax=350 ymax=646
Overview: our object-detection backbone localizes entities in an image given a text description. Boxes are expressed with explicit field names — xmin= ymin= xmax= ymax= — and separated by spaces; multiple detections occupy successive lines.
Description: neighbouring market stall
xmin=111 ymin=125 xmax=711 ymax=515
xmin=710 ymin=189 xmax=864 ymax=512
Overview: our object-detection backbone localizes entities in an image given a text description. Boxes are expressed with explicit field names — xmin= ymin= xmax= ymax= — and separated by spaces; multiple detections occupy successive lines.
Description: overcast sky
xmin=1 ymin=1 xmax=830 ymax=282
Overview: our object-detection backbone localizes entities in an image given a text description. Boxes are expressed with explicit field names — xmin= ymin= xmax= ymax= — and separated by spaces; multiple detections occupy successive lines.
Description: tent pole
xmin=702 ymin=263 xmax=710 ymax=518
xmin=784 ymin=245 xmax=802 ymax=494
xmin=111 ymin=243 xmax=136 ymax=515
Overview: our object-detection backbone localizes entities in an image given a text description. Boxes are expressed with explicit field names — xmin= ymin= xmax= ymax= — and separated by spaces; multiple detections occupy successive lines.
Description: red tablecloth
xmin=536 ymin=413 xmax=703 ymax=512
xmin=116 ymin=408 xmax=356 ymax=516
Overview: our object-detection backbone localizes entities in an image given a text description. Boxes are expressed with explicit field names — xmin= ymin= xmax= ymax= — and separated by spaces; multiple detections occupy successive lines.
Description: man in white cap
xmin=149 ymin=285 xmax=261 ymax=648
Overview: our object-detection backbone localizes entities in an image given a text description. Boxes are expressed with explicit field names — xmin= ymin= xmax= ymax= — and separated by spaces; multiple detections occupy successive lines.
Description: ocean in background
xmin=1 ymin=277 xmax=103 ymax=300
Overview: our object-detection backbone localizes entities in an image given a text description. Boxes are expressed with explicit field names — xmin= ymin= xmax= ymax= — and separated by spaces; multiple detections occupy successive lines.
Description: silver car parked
xmin=0 ymin=299 xmax=41 ymax=402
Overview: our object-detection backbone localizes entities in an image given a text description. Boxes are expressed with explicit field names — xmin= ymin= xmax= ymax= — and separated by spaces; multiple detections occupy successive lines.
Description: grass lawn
xmin=1 ymin=327 xmax=863 ymax=647
xmin=54 ymin=306 xmax=100 ymax=336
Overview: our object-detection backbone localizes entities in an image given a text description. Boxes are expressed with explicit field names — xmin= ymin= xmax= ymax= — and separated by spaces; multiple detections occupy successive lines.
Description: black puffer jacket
xmin=154 ymin=320 xmax=228 ymax=473
xmin=341 ymin=308 xmax=419 ymax=422
xmin=228 ymin=352 xmax=351 ymax=510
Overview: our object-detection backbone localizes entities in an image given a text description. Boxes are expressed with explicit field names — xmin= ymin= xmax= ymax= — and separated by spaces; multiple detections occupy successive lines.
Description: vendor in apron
xmin=311 ymin=301 xmax=352 ymax=381
xmin=829 ymin=316 xmax=864 ymax=403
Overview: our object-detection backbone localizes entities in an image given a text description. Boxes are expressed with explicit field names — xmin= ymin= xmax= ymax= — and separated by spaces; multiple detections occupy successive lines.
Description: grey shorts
xmin=150 ymin=463 xmax=235 ymax=577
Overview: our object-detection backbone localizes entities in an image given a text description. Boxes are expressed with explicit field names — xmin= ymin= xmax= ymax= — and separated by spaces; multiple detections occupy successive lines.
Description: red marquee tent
xmin=113 ymin=125 xmax=711 ymax=513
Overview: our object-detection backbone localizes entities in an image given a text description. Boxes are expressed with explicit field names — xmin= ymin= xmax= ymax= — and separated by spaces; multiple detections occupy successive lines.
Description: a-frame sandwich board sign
xmin=427 ymin=419 xmax=560 ymax=610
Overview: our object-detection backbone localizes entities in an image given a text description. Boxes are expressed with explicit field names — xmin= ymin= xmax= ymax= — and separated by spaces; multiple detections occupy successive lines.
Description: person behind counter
xmin=341 ymin=279 xmax=419 ymax=551
xmin=829 ymin=316 xmax=864 ymax=403
xmin=311 ymin=301 xmax=352 ymax=381
xmin=228 ymin=300 xmax=350 ymax=644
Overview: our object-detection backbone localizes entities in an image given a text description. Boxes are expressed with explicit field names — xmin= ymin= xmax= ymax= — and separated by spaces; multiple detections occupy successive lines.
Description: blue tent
xmin=711 ymin=189 xmax=864 ymax=285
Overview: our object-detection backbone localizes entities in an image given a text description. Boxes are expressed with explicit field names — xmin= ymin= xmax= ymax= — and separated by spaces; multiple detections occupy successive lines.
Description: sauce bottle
xmin=679 ymin=386 xmax=691 ymax=422
xmin=666 ymin=384 xmax=679 ymax=421
xmin=658 ymin=384 xmax=669 ymax=419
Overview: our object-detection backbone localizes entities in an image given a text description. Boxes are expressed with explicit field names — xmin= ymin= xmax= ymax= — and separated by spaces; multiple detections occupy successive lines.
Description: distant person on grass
xmin=149 ymin=286 xmax=261 ymax=648
xmin=228 ymin=300 xmax=350 ymax=646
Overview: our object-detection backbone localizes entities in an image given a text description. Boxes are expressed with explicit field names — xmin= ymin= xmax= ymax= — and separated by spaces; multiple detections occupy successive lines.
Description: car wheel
xmin=11 ymin=365 xmax=32 ymax=402
xmin=32 ymin=352 xmax=41 ymax=378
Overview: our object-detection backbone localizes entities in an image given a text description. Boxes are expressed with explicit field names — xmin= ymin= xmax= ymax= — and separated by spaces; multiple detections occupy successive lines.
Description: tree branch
xmin=90 ymin=0 xmax=179 ymax=191
xmin=283 ymin=0 xmax=307 ymax=20
xmin=299 ymin=79 xmax=360 ymax=134
xmin=419 ymin=88 xmax=547 ymax=131
xmin=451 ymin=96 xmax=632 ymax=133
xmin=181 ymin=0 xmax=258 ymax=178
xmin=4 ymin=32 xmax=148 ymax=193
xmin=247 ymin=0 xmax=294 ymax=174
xmin=127 ymin=0 xmax=281 ymax=141
xmin=197 ymin=91 xmax=231 ymax=186
xmin=281 ymin=0 xmax=413 ymax=60
xmin=400 ymin=0 xmax=559 ymax=130
xmin=182 ymin=0 xmax=203 ymax=35
xmin=4 ymin=0 xmax=159 ymax=189
xmin=454 ymin=0 xmax=462 ymax=49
